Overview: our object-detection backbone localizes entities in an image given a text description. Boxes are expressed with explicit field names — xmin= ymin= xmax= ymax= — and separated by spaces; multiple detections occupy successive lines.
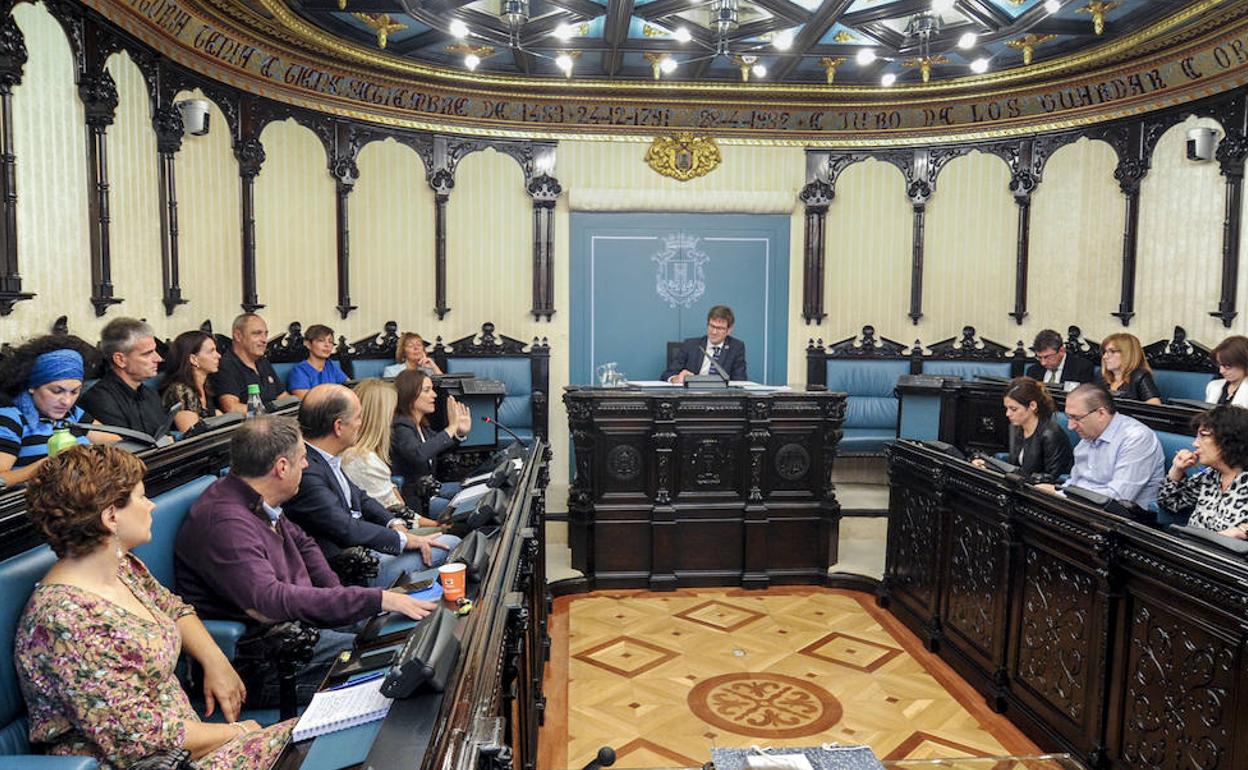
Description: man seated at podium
xmin=662 ymin=305 xmax=748 ymax=384
xmin=1024 ymin=329 xmax=1096 ymax=386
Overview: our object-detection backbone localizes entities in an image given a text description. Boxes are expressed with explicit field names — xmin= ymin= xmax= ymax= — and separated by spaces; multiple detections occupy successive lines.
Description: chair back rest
xmin=132 ymin=475 xmax=217 ymax=590
xmin=0 ymin=545 xmax=57 ymax=755
xmin=921 ymin=360 xmax=1013 ymax=380
xmin=1151 ymin=369 xmax=1212 ymax=403
xmin=447 ymin=357 xmax=533 ymax=429
xmin=826 ymin=359 xmax=909 ymax=430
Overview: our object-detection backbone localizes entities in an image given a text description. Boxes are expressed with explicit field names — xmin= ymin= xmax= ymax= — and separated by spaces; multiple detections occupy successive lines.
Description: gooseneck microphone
xmin=698 ymin=344 xmax=731 ymax=383
xmin=482 ymin=416 xmax=528 ymax=447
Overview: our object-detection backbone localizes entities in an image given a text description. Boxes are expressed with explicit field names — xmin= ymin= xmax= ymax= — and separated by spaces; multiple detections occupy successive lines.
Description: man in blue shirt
xmin=1043 ymin=383 xmax=1165 ymax=508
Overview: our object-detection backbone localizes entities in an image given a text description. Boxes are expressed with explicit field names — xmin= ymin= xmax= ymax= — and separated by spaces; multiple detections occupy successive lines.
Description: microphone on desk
xmin=482 ymin=416 xmax=528 ymax=447
xmin=581 ymin=747 xmax=616 ymax=770
xmin=698 ymin=344 xmax=731 ymax=384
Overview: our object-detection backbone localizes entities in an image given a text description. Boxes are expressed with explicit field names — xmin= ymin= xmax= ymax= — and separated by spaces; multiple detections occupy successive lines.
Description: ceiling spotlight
xmin=556 ymin=53 xmax=574 ymax=75
xmin=1044 ymin=0 xmax=1061 ymax=12
xmin=856 ymin=48 xmax=876 ymax=65
xmin=674 ymin=27 xmax=692 ymax=43
xmin=752 ymin=63 xmax=767 ymax=78
xmin=931 ymin=0 xmax=955 ymax=13
xmin=958 ymin=32 xmax=977 ymax=49
xmin=500 ymin=0 xmax=529 ymax=30
xmin=464 ymin=53 xmax=480 ymax=70
xmin=449 ymin=19 xmax=469 ymax=38
xmin=772 ymin=29 xmax=794 ymax=51
xmin=970 ymin=57 xmax=990 ymax=73
xmin=553 ymin=22 xmax=576 ymax=41
xmin=881 ymin=72 xmax=897 ymax=86
xmin=660 ymin=56 xmax=678 ymax=74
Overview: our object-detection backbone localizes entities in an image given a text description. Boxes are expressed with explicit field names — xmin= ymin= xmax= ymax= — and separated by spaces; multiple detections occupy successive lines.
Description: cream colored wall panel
xmin=347 ymin=139 xmax=435 ymax=341
xmin=820 ymin=159 xmax=913 ymax=345
xmin=1027 ymin=139 xmax=1123 ymax=347
xmin=1137 ymin=117 xmax=1230 ymax=346
xmin=173 ymin=89 xmax=243 ymax=334
xmin=105 ymin=52 xmax=164 ymax=331
xmin=254 ymin=119 xmax=337 ymax=335
xmin=6 ymin=2 xmax=92 ymax=341
xmin=922 ymin=151 xmax=1017 ymax=344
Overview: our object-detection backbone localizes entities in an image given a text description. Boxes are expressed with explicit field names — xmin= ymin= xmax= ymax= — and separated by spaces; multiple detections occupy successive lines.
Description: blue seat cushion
xmin=845 ymin=397 xmax=897 ymax=431
xmin=447 ymin=357 xmax=533 ymax=430
xmin=838 ymin=429 xmax=895 ymax=454
xmin=1152 ymin=370 xmax=1213 ymax=402
xmin=132 ymin=475 xmax=216 ymax=591
xmin=825 ymin=360 xmax=910 ymax=398
xmin=272 ymin=362 xmax=297 ymax=389
xmin=202 ymin=619 xmax=246 ymax=661
xmin=0 ymin=545 xmax=58 ymax=756
xmin=352 ymin=359 xmax=391 ymax=381
xmin=1156 ymin=430 xmax=1195 ymax=473
xmin=921 ymin=361 xmax=1013 ymax=379
xmin=0 ymin=757 xmax=97 ymax=769
xmin=1053 ymin=412 xmax=1081 ymax=450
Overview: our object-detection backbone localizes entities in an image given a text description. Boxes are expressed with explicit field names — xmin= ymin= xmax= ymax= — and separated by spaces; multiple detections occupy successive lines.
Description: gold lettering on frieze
xmin=91 ymin=0 xmax=1248 ymax=141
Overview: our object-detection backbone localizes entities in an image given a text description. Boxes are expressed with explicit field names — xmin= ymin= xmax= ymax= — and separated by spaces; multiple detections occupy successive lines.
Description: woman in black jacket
xmin=391 ymin=369 xmax=472 ymax=513
xmin=975 ymin=376 xmax=1074 ymax=482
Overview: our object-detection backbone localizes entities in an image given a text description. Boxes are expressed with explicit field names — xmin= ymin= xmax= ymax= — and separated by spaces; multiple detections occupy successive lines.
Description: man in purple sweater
xmin=175 ymin=415 xmax=435 ymax=706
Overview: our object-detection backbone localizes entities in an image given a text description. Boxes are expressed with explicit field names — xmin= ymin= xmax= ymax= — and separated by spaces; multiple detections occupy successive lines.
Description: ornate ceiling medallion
xmin=645 ymin=134 xmax=721 ymax=182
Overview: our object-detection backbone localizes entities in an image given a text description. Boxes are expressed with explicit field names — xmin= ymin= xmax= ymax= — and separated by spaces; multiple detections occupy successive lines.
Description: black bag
xmin=380 ymin=606 xmax=460 ymax=698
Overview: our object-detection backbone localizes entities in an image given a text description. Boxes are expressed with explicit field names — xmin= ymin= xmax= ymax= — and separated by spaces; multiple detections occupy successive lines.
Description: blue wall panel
xmin=570 ymin=213 xmax=790 ymax=385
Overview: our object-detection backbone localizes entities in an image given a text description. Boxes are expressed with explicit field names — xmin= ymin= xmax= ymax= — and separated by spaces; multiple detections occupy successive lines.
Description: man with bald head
xmin=1036 ymin=382 xmax=1164 ymax=508
xmin=285 ymin=384 xmax=459 ymax=587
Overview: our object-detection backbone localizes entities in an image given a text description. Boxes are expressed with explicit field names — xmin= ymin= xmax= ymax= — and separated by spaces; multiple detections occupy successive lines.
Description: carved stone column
xmin=429 ymin=167 xmax=453 ymax=319
xmin=80 ymin=68 xmax=121 ymax=316
xmin=527 ymin=173 xmax=561 ymax=321
xmin=1213 ymin=131 xmax=1248 ymax=327
xmin=0 ymin=16 xmax=31 ymax=315
xmin=234 ymin=136 xmax=265 ymax=312
xmin=331 ymin=152 xmax=359 ymax=319
xmin=154 ymin=105 xmax=186 ymax=315
xmin=1112 ymin=159 xmax=1147 ymax=326
xmin=799 ymin=179 xmax=832 ymax=325
xmin=1009 ymin=169 xmax=1037 ymax=325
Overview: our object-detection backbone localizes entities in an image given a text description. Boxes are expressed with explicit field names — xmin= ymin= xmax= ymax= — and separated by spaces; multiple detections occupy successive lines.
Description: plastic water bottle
xmin=46 ymin=424 xmax=78 ymax=457
xmin=245 ymin=383 xmax=266 ymax=419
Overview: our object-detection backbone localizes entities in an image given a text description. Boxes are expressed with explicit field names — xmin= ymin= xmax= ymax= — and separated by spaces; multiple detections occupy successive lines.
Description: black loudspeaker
xmin=381 ymin=607 xmax=460 ymax=698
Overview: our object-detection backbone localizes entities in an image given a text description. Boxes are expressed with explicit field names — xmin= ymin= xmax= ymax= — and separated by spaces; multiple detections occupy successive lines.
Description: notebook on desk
xmin=292 ymin=676 xmax=392 ymax=742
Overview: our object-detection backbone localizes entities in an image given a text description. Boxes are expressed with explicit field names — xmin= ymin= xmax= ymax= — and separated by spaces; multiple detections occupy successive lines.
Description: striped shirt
xmin=0 ymin=397 xmax=90 ymax=467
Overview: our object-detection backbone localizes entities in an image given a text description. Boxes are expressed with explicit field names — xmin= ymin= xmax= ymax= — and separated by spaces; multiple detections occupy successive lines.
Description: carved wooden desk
xmin=564 ymin=386 xmax=846 ymax=590
xmin=884 ymin=440 xmax=1248 ymax=770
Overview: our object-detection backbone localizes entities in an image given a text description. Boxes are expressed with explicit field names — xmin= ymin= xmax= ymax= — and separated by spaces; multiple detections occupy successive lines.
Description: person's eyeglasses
xmin=1035 ymin=350 xmax=1062 ymax=363
xmin=1103 ymin=348 xmax=1121 ymax=355
xmin=1196 ymin=429 xmax=1215 ymax=440
xmin=707 ymin=323 xmax=729 ymax=332
xmin=1067 ymin=408 xmax=1100 ymax=424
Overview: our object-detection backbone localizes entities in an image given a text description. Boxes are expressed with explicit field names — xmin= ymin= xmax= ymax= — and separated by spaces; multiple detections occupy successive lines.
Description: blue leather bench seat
xmin=447 ymin=357 xmax=535 ymax=445
xmin=1152 ymin=369 xmax=1213 ymax=402
xmin=826 ymin=359 xmax=909 ymax=454
xmin=352 ymin=359 xmax=391 ymax=381
xmin=0 ymin=544 xmax=98 ymax=769
xmin=921 ymin=360 xmax=1013 ymax=380
xmin=272 ymin=362 xmax=298 ymax=390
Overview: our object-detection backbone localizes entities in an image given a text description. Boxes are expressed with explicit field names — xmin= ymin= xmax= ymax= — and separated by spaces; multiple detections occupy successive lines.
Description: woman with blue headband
xmin=0 ymin=335 xmax=105 ymax=487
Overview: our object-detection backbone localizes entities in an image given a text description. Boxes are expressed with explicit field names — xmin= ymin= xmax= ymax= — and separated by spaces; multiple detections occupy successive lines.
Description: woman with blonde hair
xmin=382 ymin=332 xmax=443 ymax=378
xmin=341 ymin=379 xmax=445 ymax=532
xmin=1098 ymin=332 xmax=1162 ymax=405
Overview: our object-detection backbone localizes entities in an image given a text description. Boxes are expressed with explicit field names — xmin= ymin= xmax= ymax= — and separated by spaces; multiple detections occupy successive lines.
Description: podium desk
xmin=564 ymin=385 xmax=846 ymax=590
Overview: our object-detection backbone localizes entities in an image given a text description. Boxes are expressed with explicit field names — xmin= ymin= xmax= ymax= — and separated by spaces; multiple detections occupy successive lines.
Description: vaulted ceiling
xmin=283 ymin=0 xmax=1194 ymax=85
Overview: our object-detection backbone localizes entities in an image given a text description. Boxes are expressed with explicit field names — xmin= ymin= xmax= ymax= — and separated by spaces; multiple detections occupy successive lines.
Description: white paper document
xmin=292 ymin=676 xmax=392 ymax=742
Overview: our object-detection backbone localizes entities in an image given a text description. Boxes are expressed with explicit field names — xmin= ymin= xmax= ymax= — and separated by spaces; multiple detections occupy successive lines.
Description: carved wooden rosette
xmin=527 ymin=173 xmax=561 ymax=321
xmin=0 ymin=15 xmax=30 ymax=315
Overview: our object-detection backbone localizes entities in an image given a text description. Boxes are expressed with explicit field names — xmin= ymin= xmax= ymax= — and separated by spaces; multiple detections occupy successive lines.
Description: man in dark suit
xmin=284 ymin=384 xmax=458 ymax=587
xmin=1025 ymin=328 xmax=1096 ymax=386
xmin=662 ymin=305 xmax=748 ymax=383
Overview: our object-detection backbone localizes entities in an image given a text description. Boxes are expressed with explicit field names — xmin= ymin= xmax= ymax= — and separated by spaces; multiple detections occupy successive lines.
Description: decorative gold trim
xmin=1006 ymin=34 xmax=1058 ymax=66
xmin=645 ymin=134 xmax=722 ymax=181
xmin=238 ymin=0 xmax=1231 ymax=96
xmin=350 ymin=13 xmax=406 ymax=50
xmin=1078 ymin=1 xmax=1122 ymax=36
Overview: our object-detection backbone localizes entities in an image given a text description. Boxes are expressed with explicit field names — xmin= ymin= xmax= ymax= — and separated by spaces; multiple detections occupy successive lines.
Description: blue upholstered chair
xmin=825 ymin=359 xmax=909 ymax=455
xmin=0 ymin=545 xmax=97 ymax=769
xmin=921 ymin=360 xmax=1013 ymax=380
xmin=439 ymin=323 xmax=550 ymax=446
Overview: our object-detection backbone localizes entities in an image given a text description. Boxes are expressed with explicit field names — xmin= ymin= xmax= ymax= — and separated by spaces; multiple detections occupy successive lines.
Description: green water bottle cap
xmin=247 ymin=384 xmax=261 ymax=395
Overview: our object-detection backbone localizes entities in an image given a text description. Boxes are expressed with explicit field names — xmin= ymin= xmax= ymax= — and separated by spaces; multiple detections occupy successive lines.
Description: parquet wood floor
xmin=538 ymin=588 xmax=1038 ymax=770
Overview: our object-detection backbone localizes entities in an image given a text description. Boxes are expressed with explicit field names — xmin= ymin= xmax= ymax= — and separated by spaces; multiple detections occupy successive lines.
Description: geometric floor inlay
xmin=549 ymin=588 xmax=1038 ymax=769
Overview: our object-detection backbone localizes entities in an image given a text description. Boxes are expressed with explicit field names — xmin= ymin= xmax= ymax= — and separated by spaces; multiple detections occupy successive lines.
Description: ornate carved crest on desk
xmin=645 ymin=133 xmax=720 ymax=182
xmin=652 ymin=234 xmax=707 ymax=309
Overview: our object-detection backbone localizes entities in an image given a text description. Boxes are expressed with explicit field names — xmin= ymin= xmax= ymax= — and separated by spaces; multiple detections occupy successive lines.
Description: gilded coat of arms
xmin=652 ymin=234 xmax=707 ymax=308
xmin=645 ymin=133 xmax=721 ymax=181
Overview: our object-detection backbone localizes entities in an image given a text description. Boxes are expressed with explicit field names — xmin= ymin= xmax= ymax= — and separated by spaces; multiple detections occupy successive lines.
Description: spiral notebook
xmin=292 ymin=676 xmax=393 ymax=742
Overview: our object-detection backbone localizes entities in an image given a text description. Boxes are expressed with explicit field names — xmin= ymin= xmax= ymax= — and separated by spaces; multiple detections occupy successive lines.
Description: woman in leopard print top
xmin=1158 ymin=405 xmax=1248 ymax=538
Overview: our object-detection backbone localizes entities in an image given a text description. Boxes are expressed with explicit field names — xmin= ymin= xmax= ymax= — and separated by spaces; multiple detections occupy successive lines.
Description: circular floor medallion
xmin=687 ymin=672 xmax=843 ymax=738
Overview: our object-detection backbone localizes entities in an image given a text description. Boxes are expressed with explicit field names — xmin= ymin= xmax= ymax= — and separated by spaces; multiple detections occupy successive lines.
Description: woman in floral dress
xmin=14 ymin=445 xmax=293 ymax=769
